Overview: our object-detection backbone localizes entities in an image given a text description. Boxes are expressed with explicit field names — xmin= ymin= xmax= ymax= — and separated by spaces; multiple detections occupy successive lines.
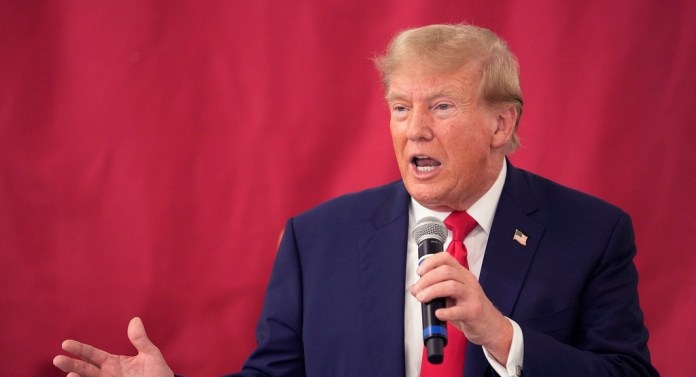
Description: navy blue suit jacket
xmin=228 ymin=163 xmax=658 ymax=376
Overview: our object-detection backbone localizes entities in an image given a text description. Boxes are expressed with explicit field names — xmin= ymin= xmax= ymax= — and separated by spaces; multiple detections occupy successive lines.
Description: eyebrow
xmin=385 ymin=88 xmax=461 ymax=103
xmin=385 ymin=92 xmax=406 ymax=102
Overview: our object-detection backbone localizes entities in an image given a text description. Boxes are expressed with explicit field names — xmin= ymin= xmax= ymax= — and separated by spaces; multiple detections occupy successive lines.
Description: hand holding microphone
xmin=412 ymin=216 xmax=514 ymax=367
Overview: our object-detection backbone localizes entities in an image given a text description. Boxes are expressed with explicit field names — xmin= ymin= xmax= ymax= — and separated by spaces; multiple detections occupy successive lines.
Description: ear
xmin=491 ymin=105 xmax=518 ymax=149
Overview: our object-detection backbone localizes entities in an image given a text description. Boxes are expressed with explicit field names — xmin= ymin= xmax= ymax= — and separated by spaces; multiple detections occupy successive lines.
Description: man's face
xmin=387 ymin=63 xmax=507 ymax=211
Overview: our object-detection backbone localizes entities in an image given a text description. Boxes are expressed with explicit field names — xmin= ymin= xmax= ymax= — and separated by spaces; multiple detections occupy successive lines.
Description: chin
xmin=407 ymin=186 xmax=442 ymax=207
xmin=405 ymin=180 xmax=459 ymax=210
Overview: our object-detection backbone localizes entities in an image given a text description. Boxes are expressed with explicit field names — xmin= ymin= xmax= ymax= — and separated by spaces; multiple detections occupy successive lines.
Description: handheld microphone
xmin=412 ymin=216 xmax=449 ymax=364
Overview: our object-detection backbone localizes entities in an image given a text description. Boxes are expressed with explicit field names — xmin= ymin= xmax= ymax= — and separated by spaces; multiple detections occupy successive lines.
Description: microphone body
xmin=412 ymin=217 xmax=449 ymax=364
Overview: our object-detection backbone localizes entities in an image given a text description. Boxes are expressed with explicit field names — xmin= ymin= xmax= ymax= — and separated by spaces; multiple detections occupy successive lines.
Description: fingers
xmin=61 ymin=339 xmax=112 ymax=366
xmin=416 ymin=251 xmax=460 ymax=276
xmin=411 ymin=252 xmax=485 ymax=321
xmin=411 ymin=254 xmax=510 ymax=346
xmin=53 ymin=318 xmax=169 ymax=377
xmin=53 ymin=317 xmax=151 ymax=377
xmin=53 ymin=334 xmax=114 ymax=377
xmin=128 ymin=317 xmax=160 ymax=355
xmin=412 ymin=253 xmax=473 ymax=302
xmin=53 ymin=353 xmax=101 ymax=376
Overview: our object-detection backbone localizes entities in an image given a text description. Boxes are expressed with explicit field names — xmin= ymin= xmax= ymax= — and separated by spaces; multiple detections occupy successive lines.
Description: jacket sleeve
xmin=223 ymin=218 xmax=306 ymax=377
xmin=521 ymin=214 xmax=659 ymax=376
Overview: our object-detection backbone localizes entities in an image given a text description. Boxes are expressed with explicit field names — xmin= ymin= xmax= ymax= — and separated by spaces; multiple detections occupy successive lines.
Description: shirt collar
xmin=411 ymin=160 xmax=507 ymax=235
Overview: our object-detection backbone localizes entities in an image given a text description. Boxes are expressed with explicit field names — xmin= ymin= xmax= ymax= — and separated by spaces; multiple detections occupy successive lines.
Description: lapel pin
xmin=513 ymin=229 xmax=528 ymax=246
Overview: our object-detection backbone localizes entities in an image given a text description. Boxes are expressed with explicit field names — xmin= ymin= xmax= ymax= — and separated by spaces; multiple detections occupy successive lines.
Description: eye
xmin=432 ymin=102 xmax=456 ymax=118
xmin=390 ymin=104 xmax=410 ymax=121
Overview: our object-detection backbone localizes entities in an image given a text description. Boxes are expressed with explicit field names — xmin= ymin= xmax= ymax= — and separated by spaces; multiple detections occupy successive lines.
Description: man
xmin=54 ymin=24 xmax=659 ymax=377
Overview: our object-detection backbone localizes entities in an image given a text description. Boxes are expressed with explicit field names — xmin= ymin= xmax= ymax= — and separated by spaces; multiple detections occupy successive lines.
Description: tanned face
xmin=387 ymin=63 xmax=512 ymax=211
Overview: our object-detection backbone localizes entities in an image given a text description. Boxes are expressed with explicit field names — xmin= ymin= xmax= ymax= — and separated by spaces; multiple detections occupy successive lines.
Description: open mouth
xmin=411 ymin=155 xmax=441 ymax=173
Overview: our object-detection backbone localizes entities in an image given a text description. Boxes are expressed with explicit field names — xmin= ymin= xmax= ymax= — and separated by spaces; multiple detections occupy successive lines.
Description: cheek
xmin=444 ymin=132 xmax=488 ymax=166
xmin=389 ymin=119 xmax=402 ymax=137
xmin=390 ymin=123 xmax=406 ymax=149
xmin=456 ymin=118 xmax=494 ymax=146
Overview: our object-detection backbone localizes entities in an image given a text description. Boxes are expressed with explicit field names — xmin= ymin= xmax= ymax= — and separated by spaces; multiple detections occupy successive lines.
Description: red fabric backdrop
xmin=1 ymin=1 xmax=694 ymax=376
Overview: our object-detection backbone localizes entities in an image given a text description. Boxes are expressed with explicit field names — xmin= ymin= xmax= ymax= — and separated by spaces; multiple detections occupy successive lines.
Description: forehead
xmin=385 ymin=64 xmax=482 ymax=102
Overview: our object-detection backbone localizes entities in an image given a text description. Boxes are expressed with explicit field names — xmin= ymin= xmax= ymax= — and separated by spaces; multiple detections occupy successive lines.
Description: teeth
xmin=416 ymin=166 xmax=437 ymax=173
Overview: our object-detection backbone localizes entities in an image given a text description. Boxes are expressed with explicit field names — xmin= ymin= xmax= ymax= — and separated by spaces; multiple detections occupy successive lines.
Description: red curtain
xmin=1 ymin=1 xmax=694 ymax=376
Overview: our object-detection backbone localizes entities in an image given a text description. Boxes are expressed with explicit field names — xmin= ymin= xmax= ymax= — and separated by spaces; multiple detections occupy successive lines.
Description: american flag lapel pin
xmin=513 ymin=229 xmax=528 ymax=246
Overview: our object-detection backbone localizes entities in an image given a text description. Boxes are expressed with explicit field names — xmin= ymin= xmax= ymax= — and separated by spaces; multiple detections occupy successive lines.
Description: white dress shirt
xmin=404 ymin=161 xmax=524 ymax=377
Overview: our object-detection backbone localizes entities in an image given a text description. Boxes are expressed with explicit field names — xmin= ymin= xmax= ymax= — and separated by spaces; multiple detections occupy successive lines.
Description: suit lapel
xmin=357 ymin=182 xmax=411 ymax=377
xmin=467 ymin=163 xmax=546 ymax=376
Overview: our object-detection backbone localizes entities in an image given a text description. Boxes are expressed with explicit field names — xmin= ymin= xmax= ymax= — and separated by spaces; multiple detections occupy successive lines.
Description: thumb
xmin=127 ymin=317 xmax=160 ymax=355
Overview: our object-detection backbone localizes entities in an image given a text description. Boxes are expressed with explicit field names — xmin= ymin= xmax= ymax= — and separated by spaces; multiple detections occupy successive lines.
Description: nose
xmin=406 ymin=106 xmax=434 ymax=141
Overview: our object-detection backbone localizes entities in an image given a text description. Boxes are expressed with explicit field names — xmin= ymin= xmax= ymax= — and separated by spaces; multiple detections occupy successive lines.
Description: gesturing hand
xmin=53 ymin=317 xmax=174 ymax=377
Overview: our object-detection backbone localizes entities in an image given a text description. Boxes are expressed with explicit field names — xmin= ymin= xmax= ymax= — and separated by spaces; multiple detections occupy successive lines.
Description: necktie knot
xmin=444 ymin=211 xmax=477 ymax=242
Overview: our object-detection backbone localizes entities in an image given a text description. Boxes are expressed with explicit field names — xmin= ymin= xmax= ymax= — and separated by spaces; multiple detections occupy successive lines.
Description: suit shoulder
xmin=513 ymin=167 xmax=628 ymax=220
xmin=293 ymin=180 xmax=407 ymax=224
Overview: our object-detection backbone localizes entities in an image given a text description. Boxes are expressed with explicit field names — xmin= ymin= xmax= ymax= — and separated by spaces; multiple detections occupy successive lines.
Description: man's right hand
xmin=53 ymin=317 xmax=174 ymax=377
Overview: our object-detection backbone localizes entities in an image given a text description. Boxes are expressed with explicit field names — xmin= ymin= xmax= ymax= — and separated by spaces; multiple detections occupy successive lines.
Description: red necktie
xmin=420 ymin=211 xmax=478 ymax=377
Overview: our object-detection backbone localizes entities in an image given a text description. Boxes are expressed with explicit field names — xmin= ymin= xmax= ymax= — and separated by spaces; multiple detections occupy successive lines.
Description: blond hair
xmin=374 ymin=24 xmax=523 ymax=152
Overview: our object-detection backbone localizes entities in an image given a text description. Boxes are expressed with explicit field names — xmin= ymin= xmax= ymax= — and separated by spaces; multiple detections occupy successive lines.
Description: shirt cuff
xmin=482 ymin=317 xmax=524 ymax=377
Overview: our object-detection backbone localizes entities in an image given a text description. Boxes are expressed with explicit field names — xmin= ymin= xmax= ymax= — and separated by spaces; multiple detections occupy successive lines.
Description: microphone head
xmin=412 ymin=216 xmax=447 ymax=245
